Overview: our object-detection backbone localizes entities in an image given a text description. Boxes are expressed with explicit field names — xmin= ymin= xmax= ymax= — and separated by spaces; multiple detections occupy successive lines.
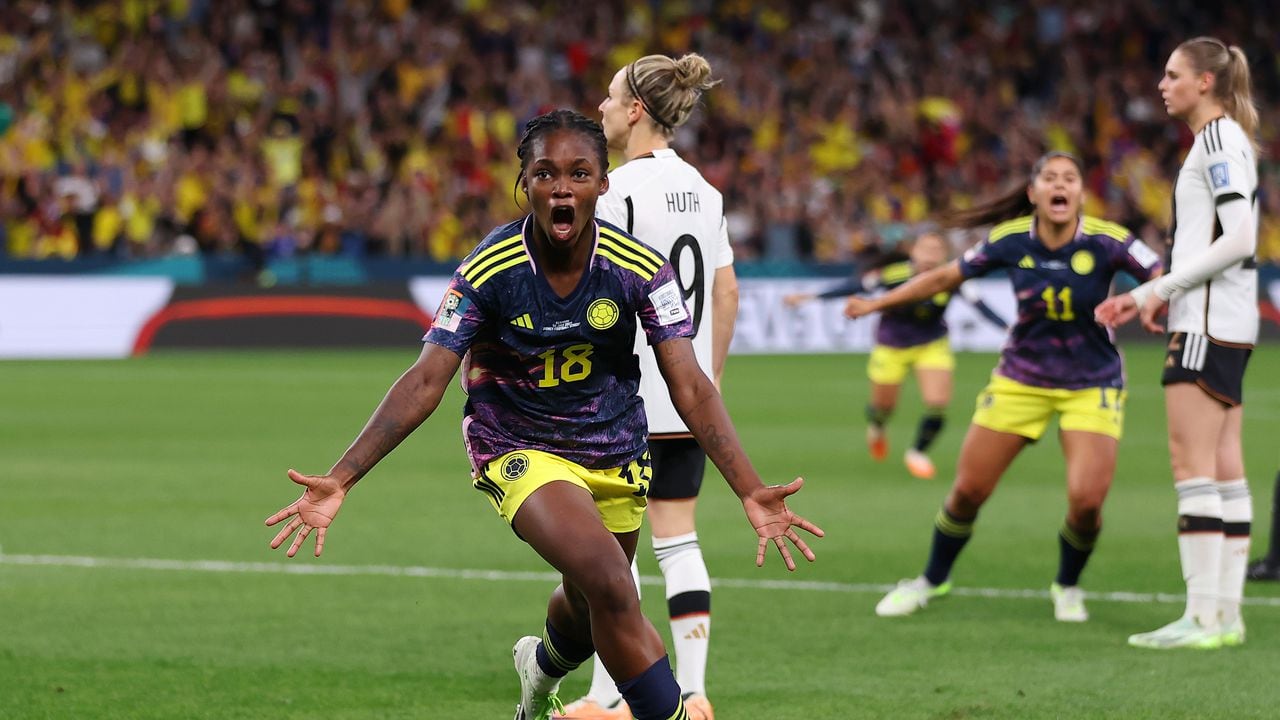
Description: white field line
xmin=3 ymin=552 xmax=1280 ymax=608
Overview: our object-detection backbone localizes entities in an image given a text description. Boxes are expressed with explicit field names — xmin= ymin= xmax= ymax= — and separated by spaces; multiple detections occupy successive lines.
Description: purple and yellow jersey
xmin=869 ymin=261 xmax=951 ymax=348
xmin=425 ymin=216 xmax=694 ymax=470
xmin=959 ymin=215 xmax=1161 ymax=389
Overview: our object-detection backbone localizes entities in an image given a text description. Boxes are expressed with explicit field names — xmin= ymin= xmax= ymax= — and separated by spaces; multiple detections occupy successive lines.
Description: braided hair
xmin=513 ymin=109 xmax=609 ymax=204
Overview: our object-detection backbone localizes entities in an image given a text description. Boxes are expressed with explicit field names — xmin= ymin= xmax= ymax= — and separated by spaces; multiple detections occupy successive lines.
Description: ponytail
xmin=1223 ymin=46 xmax=1260 ymax=152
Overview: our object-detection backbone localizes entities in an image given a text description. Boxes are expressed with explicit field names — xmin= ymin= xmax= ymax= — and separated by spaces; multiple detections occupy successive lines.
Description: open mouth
xmin=551 ymin=205 xmax=575 ymax=238
xmin=1049 ymin=194 xmax=1069 ymax=211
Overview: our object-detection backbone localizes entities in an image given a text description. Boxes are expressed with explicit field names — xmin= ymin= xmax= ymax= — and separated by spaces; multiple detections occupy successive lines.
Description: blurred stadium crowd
xmin=1 ymin=0 xmax=1277 ymax=266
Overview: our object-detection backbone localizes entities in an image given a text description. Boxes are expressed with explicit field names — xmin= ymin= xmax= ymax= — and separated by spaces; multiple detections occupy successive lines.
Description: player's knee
xmin=1067 ymin=501 xmax=1102 ymax=530
xmin=578 ymin=566 xmax=641 ymax=617
xmin=948 ymin=481 xmax=992 ymax=514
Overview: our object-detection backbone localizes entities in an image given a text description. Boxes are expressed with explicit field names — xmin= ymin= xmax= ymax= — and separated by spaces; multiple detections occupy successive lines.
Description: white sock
xmin=583 ymin=557 xmax=639 ymax=706
xmin=654 ymin=532 xmax=712 ymax=697
xmin=1176 ymin=477 xmax=1223 ymax=628
xmin=1218 ymin=478 xmax=1252 ymax=627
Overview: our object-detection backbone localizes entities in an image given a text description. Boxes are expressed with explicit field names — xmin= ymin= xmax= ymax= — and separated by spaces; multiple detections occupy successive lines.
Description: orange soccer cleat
xmin=866 ymin=425 xmax=889 ymax=461
xmin=683 ymin=693 xmax=715 ymax=720
xmin=552 ymin=696 xmax=632 ymax=720
xmin=903 ymin=449 xmax=935 ymax=479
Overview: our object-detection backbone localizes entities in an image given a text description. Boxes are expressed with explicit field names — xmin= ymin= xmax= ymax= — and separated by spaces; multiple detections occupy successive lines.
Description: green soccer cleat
xmin=875 ymin=576 xmax=951 ymax=617
xmin=1050 ymin=582 xmax=1088 ymax=623
xmin=1127 ymin=617 xmax=1223 ymax=650
xmin=513 ymin=636 xmax=566 ymax=720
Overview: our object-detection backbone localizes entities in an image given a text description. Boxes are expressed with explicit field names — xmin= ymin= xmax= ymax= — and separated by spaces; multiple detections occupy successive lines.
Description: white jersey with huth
xmin=1167 ymin=116 xmax=1259 ymax=344
xmin=596 ymin=148 xmax=734 ymax=435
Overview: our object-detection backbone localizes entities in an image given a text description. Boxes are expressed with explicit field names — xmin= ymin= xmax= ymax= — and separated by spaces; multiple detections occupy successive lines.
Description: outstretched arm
xmin=654 ymin=337 xmax=824 ymax=570
xmin=844 ymin=261 xmax=964 ymax=319
xmin=265 ymin=343 xmax=463 ymax=557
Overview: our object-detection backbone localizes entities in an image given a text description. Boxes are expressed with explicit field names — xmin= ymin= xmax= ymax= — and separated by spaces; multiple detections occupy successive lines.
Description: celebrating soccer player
xmin=847 ymin=152 xmax=1162 ymax=623
xmin=263 ymin=110 xmax=822 ymax=720
xmin=784 ymin=231 xmax=1008 ymax=480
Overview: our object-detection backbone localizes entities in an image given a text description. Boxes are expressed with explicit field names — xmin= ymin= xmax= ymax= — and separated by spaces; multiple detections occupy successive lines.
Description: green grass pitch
xmin=3 ymin=347 xmax=1280 ymax=719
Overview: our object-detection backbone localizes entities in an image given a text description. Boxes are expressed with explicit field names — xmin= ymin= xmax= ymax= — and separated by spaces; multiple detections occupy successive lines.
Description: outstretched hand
xmin=1094 ymin=294 xmax=1138 ymax=328
xmin=843 ymin=296 xmax=876 ymax=320
xmin=265 ymin=469 xmax=347 ymax=557
xmin=742 ymin=477 xmax=824 ymax=571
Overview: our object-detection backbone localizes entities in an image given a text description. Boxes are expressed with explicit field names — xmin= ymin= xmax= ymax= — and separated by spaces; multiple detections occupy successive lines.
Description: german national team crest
xmin=586 ymin=298 xmax=620 ymax=330
xmin=1070 ymin=250 xmax=1095 ymax=275
xmin=501 ymin=453 xmax=530 ymax=480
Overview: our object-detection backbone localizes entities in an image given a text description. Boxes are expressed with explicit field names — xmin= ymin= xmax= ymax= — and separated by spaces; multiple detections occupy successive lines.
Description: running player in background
xmin=784 ymin=232 xmax=1008 ymax=480
xmin=1097 ymin=37 xmax=1261 ymax=648
xmin=262 ymin=110 xmax=822 ymax=720
xmin=848 ymin=152 xmax=1162 ymax=623
xmin=555 ymin=52 xmax=734 ymax=720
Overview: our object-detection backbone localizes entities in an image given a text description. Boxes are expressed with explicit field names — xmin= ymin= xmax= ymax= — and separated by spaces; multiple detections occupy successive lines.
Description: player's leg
xmin=516 ymin=481 xmax=687 ymax=720
xmin=646 ymin=438 xmax=713 ymax=719
xmin=876 ymin=423 xmax=1027 ymax=617
xmin=906 ymin=352 xmax=954 ymax=479
xmin=1053 ymin=427 xmax=1118 ymax=622
xmin=1214 ymin=404 xmax=1250 ymax=645
xmin=866 ymin=344 xmax=906 ymax=461
xmin=1128 ymin=383 xmax=1228 ymax=649
xmin=1246 ymin=469 xmax=1280 ymax=581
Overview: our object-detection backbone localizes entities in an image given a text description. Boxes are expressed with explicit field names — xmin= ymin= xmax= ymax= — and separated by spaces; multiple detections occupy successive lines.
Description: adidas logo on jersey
xmin=1018 ymin=255 xmax=1035 ymax=269
xmin=509 ymin=313 xmax=533 ymax=329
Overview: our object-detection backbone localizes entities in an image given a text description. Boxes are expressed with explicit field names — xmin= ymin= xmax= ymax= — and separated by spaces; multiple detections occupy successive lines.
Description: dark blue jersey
xmin=870 ymin=261 xmax=951 ymax=348
xmin=425 ymin=217 xmax=694 ymax=470
xmin=959 ymin=215 xmax=1161 ymax=389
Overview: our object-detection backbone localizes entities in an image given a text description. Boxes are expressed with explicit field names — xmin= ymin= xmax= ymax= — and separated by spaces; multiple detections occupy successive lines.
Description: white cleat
xmin=875 ymin=576 xmax=951 ymax=617
xmin=513 ymin=636 xmax=565 ymax=719
xmin=1127 ymin=617 xmax=1223 ymax=650
xmin=1050 ymin=583 xmax=1088 ymax=622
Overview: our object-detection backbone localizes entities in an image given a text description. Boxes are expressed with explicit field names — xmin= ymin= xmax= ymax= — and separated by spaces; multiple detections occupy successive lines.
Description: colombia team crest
xmin=501 ymin=453 xmax=530 ymax=480
xmin=1070 ymin=250 xmax=1095 ymax=275
xmin=586 ymin=298 xmax=620 ymax=330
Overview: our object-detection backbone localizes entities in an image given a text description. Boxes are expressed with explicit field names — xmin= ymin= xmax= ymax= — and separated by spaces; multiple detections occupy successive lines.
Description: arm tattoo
xmin=700 ymin=420 xmax=738 ymax=482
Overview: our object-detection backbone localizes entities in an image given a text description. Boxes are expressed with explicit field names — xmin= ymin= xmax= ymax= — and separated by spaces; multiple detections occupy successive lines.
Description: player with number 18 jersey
xmin=425 ymin=215 xmax=694 ymax=473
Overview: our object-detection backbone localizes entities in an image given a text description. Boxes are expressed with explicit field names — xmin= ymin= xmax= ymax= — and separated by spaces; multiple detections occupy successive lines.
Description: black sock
xmin=535 ymin=620 xmax=594 ymax=678
xmin=617 ymin=656 xmax=686 ymax=720
xmin=1268 ymin=470 xmax=1280 ymax=561
xmin=913 ymin=408 xmax=946 ymax=452
xmin=1056 ymin=521 xmax=1100 ymax=587
xmin=865 ymin=403 xmax=892 ymax=429
xmin=924 ymin=507 xmax=974 ymax=586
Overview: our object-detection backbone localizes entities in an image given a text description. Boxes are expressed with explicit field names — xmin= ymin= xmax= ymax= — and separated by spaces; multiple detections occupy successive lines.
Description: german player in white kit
xmin=551 ymin=54 xmax=735 ymax=720
xmin=1097 ymin=36 xmax=1261 ymax=649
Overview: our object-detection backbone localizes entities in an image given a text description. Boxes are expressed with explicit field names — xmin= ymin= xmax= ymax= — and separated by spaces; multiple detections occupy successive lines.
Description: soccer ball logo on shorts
xmin=502 ymin=453 xmax=530 ymax=481
xmin=586 ymin=298 xmax=620 ymax=330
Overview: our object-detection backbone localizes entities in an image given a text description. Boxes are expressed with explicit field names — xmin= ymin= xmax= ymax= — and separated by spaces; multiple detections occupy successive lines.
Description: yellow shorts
xmin=867 ymin=337 xmax=955 ymax=385
xmin=473 ymin=449 xmax=650 ymax=533
xmin=971 ymin=374 xmax=1125 ymax=441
